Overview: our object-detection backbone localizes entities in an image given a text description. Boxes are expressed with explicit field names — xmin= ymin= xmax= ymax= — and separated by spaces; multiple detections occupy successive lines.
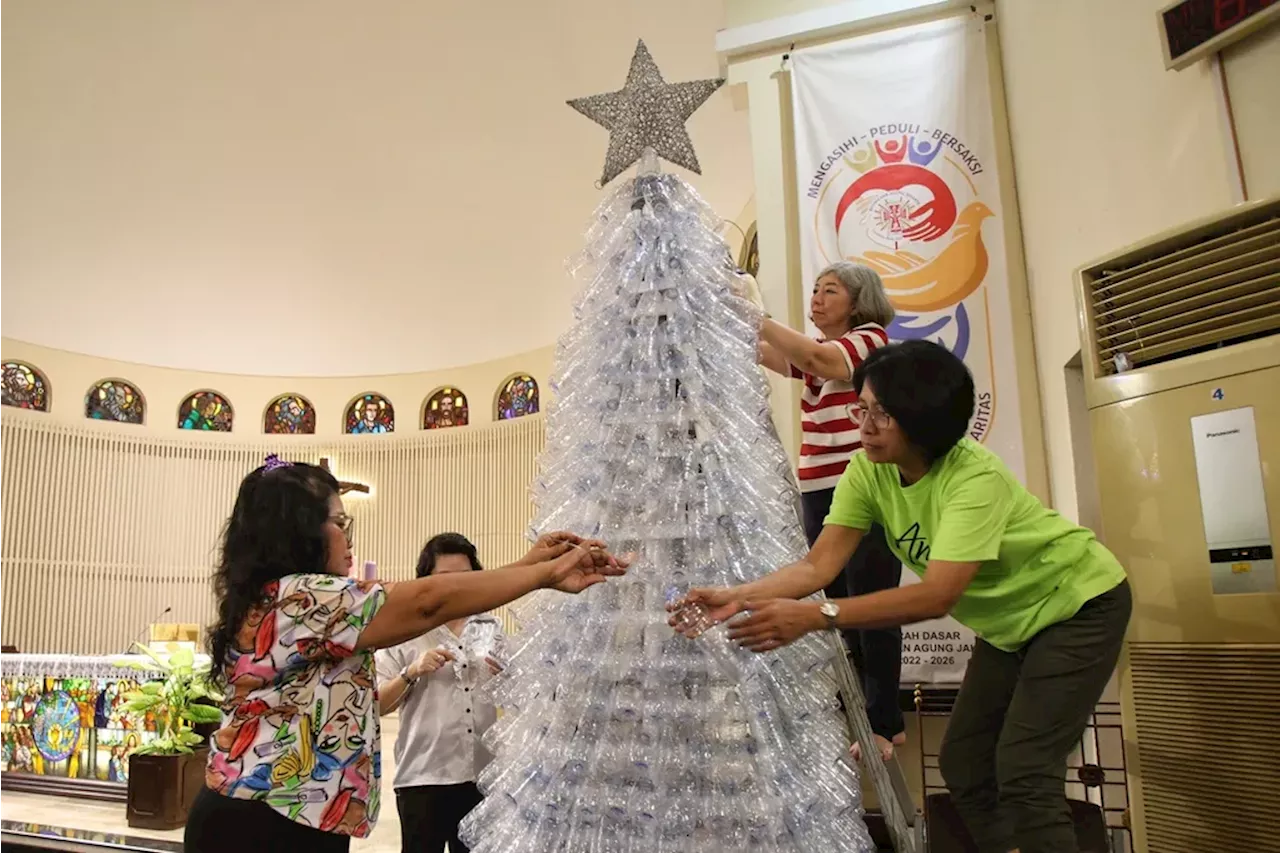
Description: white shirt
xmin=374 ymin=615 xmax=504 ymax=789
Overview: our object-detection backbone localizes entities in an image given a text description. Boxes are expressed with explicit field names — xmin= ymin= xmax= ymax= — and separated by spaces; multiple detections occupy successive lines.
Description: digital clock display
xmin=1161 ymin=0 xmax=1278 ymax=66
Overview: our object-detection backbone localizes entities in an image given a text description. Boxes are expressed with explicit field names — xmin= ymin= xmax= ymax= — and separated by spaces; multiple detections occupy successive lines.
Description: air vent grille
xmin=1128 ymin=643 xmax=1280 ymax=853
xmin=1082 ymin=199 xmax=1280 ymax=376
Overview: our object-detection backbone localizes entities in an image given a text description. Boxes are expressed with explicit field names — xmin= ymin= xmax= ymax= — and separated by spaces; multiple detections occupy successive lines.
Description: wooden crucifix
xmin=318 ymin=458 xmax=371 ymax=496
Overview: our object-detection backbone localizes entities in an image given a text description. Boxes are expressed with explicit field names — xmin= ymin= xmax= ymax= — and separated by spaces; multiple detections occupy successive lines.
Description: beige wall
xmin=725 ymin=0 xmax=848 ymax=28
xmin=2 ymin=0 xmax=753 ymax=377
xmin=997 ymin=0 xmax=1244 ymax=517
xmin=2 ymin=337 xmax=554 ymax=435
xmin=1223 ymin=22 xmax=1280 ymax=200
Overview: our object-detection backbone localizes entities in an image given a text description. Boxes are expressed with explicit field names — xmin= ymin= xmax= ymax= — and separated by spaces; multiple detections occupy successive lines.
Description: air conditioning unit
xmin=1075 ymin=195 xmax=1280 ymax=853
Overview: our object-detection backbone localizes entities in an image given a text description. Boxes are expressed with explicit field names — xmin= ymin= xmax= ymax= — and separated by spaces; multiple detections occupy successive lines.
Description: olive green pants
xmin=938 ymin=581 xmax=1131 ymax=853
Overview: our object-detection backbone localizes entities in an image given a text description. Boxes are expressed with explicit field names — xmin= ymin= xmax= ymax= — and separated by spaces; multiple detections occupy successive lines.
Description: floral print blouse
xmin=206 ymin=574 xmax=387 ymax=837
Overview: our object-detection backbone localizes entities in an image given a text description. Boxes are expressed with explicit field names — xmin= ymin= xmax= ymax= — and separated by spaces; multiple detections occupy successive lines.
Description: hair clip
xmin=263 ymin=454 xmax=293 ymax=472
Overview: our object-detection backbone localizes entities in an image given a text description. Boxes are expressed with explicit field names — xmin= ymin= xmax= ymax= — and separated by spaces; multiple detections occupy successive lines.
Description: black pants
xmin=938 ymin=580 xmax=1132 ymax=853
xmin=800 ymin=487 xmax=904 ymax=740
xmin=396 ymin=782 xmax=483 ymax=853
xmin=184 ymin=786 xmax=350 ymax=853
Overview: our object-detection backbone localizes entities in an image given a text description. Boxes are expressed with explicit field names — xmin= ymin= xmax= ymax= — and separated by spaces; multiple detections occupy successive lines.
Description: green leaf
xmin=169 ymin=647 xmax=195 ymax=669
xmin=110 ymin=659 xmax=156 ymax=673
xmin=185 ymin=704 xmax=223 ymax=724
xmin=131 ymin=643 xmax=173 ymax=673
xmin=126 ymin=696 xmax=162 ymax=713
xmin=176 ymin=731 xmax=204 ymax=746
xmin=134 ymin=733 xmax=198 ymax=756
xmin=140 ymin=682 xmax=164 ymax=696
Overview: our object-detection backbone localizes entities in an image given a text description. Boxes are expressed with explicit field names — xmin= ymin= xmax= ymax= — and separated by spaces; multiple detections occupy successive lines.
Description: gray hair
xmin=815 ymin=261 xmax=896 ymax=329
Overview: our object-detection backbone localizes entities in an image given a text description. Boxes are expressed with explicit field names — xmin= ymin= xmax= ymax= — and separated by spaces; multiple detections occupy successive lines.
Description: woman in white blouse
xmin=376 ymin=533 xmax=505 ymax=853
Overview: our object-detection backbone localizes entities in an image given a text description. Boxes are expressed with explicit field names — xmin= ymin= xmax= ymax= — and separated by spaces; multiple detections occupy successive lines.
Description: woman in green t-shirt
xmin=671 ymin=339 xmax=1131 ymax=853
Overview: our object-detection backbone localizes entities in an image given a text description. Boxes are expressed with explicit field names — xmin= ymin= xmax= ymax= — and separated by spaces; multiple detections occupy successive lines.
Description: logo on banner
xmin=806 ymin=123 xmax=996 ymax=442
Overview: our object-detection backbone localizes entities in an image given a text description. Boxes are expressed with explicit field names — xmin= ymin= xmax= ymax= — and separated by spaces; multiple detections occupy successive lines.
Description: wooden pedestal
xmin=126 ymin=748 xmax=208 ymax=831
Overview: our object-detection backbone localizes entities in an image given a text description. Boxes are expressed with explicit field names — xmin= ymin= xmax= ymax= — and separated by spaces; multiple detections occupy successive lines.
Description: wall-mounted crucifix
xmin=318 ymin=458 xmax=371 ymax=496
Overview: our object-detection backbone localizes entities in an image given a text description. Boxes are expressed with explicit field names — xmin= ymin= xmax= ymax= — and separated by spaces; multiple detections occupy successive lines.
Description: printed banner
xmin=791 ymin=16 xmax=1024 ymax=684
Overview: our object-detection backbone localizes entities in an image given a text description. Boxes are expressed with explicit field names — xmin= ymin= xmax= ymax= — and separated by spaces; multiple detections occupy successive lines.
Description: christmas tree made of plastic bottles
xmin=460 ymin=152 xmax=877 ymax=853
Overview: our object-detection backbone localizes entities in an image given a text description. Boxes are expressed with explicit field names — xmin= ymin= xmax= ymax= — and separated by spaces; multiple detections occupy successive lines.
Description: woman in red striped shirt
xmin=759 ymin=260 xmax=905 ymax=760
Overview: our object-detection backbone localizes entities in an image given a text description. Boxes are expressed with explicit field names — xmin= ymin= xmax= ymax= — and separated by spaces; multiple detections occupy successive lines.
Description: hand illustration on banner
xmin=833 ymin=156 xmax=994 ymax=313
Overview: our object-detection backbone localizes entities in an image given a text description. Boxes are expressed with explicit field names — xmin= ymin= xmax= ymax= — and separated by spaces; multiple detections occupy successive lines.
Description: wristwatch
xmin=399 ymin=665 xmax=419 ymax=688
xmin=819 ymin=601 xmax=840 ymax=629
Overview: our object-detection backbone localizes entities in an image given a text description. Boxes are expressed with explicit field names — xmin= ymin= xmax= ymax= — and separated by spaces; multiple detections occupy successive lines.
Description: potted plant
xmin=115 ymin=644 xmax=223 ymax=830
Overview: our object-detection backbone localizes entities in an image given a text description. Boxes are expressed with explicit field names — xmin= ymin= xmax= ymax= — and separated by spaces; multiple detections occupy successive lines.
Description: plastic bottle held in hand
xmin=362 ymin=560 xmax=376 ymax=581
xmin=664 ymin=586 xmax=715 ymax=638
xmin=456 ymin=615 xmax=501 ymax=684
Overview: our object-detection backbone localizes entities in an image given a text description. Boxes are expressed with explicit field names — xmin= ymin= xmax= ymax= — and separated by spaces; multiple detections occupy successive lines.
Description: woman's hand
xmin=666 ymin=587 xmax=747 ymax=636
xmin=408 ymin=647 xmax=455 ymax=679
xmin=727 ymin=599 xmax=824 ymax=652
xmin=541 ymin=542 xmax=631 ymax=594
xmin=522 ymin=531 xmax=607 ymax=566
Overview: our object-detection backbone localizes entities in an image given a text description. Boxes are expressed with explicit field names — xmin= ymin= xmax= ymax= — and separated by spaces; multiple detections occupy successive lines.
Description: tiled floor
xmin=0 ymin=715 xmax=405 ymax=852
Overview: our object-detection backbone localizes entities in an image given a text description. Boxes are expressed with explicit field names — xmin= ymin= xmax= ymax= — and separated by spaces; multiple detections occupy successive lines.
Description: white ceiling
xmin=2 ymin=0 xmax=752 ymax=376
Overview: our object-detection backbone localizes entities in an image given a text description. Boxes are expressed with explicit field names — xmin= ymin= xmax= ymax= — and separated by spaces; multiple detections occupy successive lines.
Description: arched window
xmin=1 ymin=361 xmax=50 ymax=412
xmin=85 ymin=379 xmax=145 ymax=424
xmin=345 ymin=393 xmax=394 ymax=434
xmin=495 ymin=374 xmax=539 ymax=421
xmin=178 ymin=390 xmax=234 ymax=432
xmin=264 ymin=394 xmax=316 ymax=435
xmin=423 ymin=387 xmax=469 ymax=429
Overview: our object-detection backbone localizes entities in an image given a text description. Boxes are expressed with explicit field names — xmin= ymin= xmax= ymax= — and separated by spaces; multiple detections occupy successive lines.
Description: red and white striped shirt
xmin=792 ymin=323 xmax=889 ymax=492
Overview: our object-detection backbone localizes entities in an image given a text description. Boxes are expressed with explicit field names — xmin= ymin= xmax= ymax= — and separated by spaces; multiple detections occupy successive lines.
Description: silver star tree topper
xmin=568 ymin=40 xmax=724 ymax=186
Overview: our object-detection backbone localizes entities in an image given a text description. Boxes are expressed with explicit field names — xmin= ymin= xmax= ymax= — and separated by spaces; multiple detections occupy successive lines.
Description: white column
xmin=728 ymin=58 xmax=804 ymax=465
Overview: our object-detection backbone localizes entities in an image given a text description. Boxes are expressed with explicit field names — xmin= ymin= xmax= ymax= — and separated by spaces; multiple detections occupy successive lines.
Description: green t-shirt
xmin=826 ymin=438 xmax=1126 ymax=652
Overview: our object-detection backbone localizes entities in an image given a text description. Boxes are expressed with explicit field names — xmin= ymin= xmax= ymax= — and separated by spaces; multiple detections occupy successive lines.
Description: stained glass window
xmin=496 ymin=374 xmax=539 ymax=420
xmin=423 ymin=387 xmax=469 ymax=430
xmin=2 ymin=671 xmax=160 ymax=783
xmin=1 ymin=362 xmax=50 ymax=412
xmin=85 ymin=380 xmax=145 ymax=424
xmin=178 ymin=390 xmax=234 ymax=432
xmin=345 ymin=393 xmax=394 ymax=434
xmin=264 ymin=394 xmax=316 ymax=435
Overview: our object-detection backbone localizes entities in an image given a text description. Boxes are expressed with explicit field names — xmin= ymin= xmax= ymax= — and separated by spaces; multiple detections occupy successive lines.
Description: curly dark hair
xmin=853 ymin=339 xmax=975 ymax=463
xmin=207 ymin=461 xmax=340 ymax=684
xmin=415 ymin=532 xmax=482 ymax=578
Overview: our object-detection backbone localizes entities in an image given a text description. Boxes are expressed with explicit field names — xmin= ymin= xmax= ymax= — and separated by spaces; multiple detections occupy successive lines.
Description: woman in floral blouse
xmin=184 ymin=457 xmax=627 ymax=852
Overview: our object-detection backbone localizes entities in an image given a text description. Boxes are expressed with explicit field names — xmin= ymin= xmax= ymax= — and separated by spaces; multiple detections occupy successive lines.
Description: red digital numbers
xmin=1215 ymin=0 xmax=1247 ymax=29
xmin=1164 ymin=0 xmax=1275 ymax=61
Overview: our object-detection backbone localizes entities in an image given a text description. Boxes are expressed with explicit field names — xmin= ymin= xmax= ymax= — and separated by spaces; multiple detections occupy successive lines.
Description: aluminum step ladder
xmin=826 ymin=629 xmax=925 ymax=853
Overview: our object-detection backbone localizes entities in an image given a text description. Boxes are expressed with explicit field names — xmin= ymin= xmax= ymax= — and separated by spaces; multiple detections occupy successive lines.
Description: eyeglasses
xmin=848 ymin=403 xmax=892 ymax=431
xmin=330 ymin=513 xmax=355 ymax=545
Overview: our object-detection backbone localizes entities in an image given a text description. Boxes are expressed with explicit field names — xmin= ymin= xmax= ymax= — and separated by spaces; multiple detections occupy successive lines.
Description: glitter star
xmin=568 ymin=40 xmax=724 ymax=186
